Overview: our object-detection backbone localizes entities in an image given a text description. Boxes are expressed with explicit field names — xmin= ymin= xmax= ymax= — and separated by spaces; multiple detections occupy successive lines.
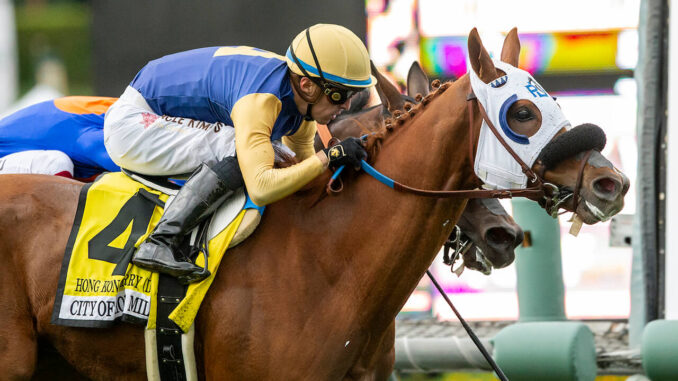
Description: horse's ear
xmin=373 ymin=64 xmax=391 ymax=111
xmin=468 ymin=28 xmax=498 ymax=83
xmin=407 ymin=61 xmax=430 ymax=97
xmin=371 ymin=60 xmax=405 ymax=111
xmin=500 ymin=27 xmax=520 ymax=67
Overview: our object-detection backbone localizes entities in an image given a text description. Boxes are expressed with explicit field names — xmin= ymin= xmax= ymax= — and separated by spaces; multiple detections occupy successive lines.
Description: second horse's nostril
xmin=486 ymin=227 xmax=515 ymax=246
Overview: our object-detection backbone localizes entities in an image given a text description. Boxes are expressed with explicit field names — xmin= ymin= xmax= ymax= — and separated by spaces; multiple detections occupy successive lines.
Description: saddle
xmin=123 ymin=169 xmax=264 ymax=251
xmin=50 ymin=169 xmax=264 ymax=327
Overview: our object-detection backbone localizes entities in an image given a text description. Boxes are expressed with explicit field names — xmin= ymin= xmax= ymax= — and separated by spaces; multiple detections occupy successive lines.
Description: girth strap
xmin=156 ymin=274 xmax=188 ymax=380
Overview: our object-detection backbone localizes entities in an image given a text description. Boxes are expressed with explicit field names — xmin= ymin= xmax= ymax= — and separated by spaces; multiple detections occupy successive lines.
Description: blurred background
xmin=0 ymin=0 xmax=647 ymax=380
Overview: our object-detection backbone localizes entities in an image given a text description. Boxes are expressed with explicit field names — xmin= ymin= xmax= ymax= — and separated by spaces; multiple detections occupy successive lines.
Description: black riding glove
xmin=323 ymin=137 xmax=368 ymax=170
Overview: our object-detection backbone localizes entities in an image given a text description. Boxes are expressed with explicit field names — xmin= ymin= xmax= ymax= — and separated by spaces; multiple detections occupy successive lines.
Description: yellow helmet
xmin=286 ymin=24 xmax=377 ymax=89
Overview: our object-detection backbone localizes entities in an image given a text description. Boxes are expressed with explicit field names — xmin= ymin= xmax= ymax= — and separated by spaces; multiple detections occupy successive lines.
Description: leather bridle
xmin=441 ymin=225 xmax=472 ymax=268
xmin=321 ymin=88 xmax=593 ymax=218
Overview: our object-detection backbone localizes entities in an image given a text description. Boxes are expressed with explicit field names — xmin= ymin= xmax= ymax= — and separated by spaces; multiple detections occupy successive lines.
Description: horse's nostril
xmin=594 ymin=177 xmax=618 ymax=195
xmin=486 ymin=227 xmax=515 ymax=245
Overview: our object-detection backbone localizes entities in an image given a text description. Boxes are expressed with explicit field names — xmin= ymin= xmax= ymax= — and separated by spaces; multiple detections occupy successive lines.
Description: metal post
xmin=511 ymin=198 xmax=566 ymax=321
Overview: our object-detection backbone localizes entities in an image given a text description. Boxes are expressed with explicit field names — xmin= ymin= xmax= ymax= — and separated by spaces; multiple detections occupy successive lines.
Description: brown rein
xmin=348 ymin=93 xmax=546 ymax=201
xmin=387 ymin=92 xmax=544 ymax=200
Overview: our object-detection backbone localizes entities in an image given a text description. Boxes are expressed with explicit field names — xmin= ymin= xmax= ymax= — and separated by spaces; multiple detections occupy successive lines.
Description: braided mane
xmin=364 ymin=79 xmax=453 ymax=160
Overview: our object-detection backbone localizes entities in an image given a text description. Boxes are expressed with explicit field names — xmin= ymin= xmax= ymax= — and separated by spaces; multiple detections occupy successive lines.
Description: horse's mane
xmin=364 ymin=79 xmax=452 ymax=160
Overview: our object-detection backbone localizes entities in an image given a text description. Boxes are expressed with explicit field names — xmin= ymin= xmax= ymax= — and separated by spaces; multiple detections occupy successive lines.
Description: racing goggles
xmin=321 ymin=82 xmax=359 ymax=105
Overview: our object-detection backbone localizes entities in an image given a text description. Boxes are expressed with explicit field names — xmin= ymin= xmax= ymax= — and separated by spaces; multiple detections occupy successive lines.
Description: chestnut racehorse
xmin=0 ymin=28 xmax=628 ymax=380
xmin=331 ymin=61 xmax=523 ymax=380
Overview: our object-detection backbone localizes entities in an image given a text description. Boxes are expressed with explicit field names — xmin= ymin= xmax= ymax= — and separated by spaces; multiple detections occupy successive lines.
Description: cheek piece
xmin=536 ymin=123 xmax=607 ymax=170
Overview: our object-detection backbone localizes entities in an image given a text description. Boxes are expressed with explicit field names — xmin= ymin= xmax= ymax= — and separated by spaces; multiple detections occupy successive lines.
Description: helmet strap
xmin=288 ymin=28 xmax=329 ymax=121
xmin=304 ymin=103 xmax=314 ymax=121
xmin=290 ymin=72 xmax=320 ymax=102
xmin=304 ymin=28 xmax=327 ymax=82
xmin=288 ymin=28 xmax=332 ymax=100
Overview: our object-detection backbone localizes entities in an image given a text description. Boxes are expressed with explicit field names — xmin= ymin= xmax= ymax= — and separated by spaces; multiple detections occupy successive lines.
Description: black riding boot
xmin=132 ymin=157 xmax=244 ymax=282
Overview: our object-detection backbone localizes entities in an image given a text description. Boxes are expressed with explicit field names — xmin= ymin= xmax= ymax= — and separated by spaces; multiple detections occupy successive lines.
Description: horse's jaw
xmin=576 ymin=186 xmax=626 ymax=224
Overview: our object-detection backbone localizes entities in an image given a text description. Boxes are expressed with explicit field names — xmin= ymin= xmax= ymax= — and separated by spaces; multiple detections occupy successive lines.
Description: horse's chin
xmin=575 ymin=197 xmax=624 ymax=225
xmin=462 ymin=248 xmax=494 ymax=275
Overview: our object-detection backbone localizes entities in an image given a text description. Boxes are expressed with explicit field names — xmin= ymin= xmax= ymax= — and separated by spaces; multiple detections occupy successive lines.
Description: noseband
xmin=537 ymin=150 xmax=593 ymax=217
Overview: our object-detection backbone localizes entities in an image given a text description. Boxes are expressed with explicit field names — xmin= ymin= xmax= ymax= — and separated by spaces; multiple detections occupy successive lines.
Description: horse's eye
xmin=515 ymin=108 xmax=533 ymax=121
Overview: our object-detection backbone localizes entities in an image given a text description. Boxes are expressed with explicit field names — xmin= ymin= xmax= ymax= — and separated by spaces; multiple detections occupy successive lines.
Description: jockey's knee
xmin=209 ymin=156 xmax=243 ymax=189
xmin=0 ymin=150 xmax=73 ymax=177
xmin=103 ymin=87 xmax=157 ymax=170
xmin=49 ymin=151 xmax=74 ymax=177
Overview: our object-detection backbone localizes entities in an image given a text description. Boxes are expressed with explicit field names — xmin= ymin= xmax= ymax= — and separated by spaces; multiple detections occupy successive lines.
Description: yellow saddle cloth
xmin=51 ymin=172 xmax=245 ymax=332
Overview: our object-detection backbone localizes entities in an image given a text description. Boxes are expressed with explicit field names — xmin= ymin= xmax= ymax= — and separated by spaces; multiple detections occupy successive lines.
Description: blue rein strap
xmin=327 ymin=165 xmax=345 ymax=193
xmin=327 ymin=161 xmax=395 ymax=194
xmin=325 ymin=127 xmax=541 ymax=200
xmin=360 ymin=161 xmax=394 ymax=188
xmin=356 ymin=134 xmax=394 ymax=188
xmin=330 ymin=165 xmax=345 ymax=182
xmin=326 ymin=134 xmax=388 ymax=193
xmin=328 ymin=159 xmax=541 ymax=200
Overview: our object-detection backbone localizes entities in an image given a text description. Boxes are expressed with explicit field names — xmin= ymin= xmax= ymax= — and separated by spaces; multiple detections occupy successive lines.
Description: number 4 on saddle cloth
xmin=51 ymin=171 xmax=263 ymax=333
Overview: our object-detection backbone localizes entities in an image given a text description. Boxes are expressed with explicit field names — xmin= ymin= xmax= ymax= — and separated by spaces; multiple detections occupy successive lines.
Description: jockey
xmin=0 ymin=97 xmax=120 ymax=181
xmin=104 ymin=23 xmax=376 ymax=283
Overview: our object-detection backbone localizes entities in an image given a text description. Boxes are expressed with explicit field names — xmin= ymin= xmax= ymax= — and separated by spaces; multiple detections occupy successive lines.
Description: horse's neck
xmin=291 ymin=78 xmax=477 ymax=327
xmin=338 ymin=78 xmax=476 ymax=321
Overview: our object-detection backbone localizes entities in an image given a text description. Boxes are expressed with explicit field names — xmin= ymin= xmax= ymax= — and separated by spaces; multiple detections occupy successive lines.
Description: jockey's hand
xmin=323 ymin=137 xmax=368 ymax=171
